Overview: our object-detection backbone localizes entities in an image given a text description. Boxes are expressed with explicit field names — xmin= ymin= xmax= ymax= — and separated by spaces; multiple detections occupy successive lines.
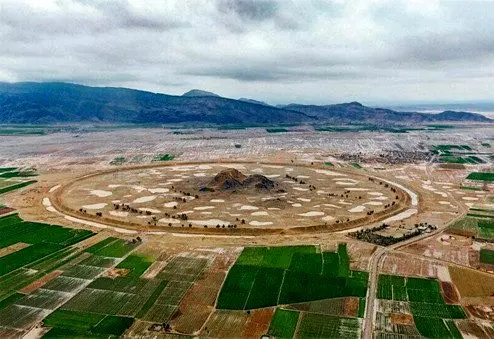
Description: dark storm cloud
xmin=217 ymin=0 xmax=278 ymax=22
xmin=0 ymin=0 xmax=493 ymax=103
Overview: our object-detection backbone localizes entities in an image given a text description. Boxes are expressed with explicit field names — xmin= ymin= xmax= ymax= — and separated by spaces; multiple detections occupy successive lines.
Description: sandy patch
xmin=251 ymin=211 xmax=269 ymax=216
xmin=322 ymin=215 xmax=336 ymax=222
xmin=348 ymin=205 xmax=366 ymax=213
xmin=297 ymin=175 xmax=310 ymax=179
xmin=298 ymin=211 xmax=324 ymax=217
xmin=462 ymin=197 xmax=479 ymax=201
xmin=268 ymin=208 xmax=280 ymax=210
xmin=89 ymin=190 xmax=112 ymax=197
xmin=158 ymin=217 xmax=181 ymax=224
xmin=313 ymin=169 xmax=345 ymax=176
xmin=109 ymin=211 xmax=129 ymax=217
xmin=382 ymin=208 xmax=417 ymax=223
xmin=297 ymin=198 xmax=311 ymax=202
xmin=49 ymin=184 xmax=61 ymax=193
xmin=249 ymin=221 xmax=273 ymax=226
xmin=292 ymin=203 xmax=302 ymax=207
xmin=133 ymin=196 xmax=156 ymax=204
xmin=164 ymin=201 xmax=178 ymax=208
xmin=372 ymin=196 xmax=388 ymax=201
xmin=131 ymin=185 xmax=147 ymax=192
xmin=193 ymin=172 xmax=207 ymax=177
xmin=211 ymin=199 xmax=225 ymax=203
xmin=367 ymin=192 xmax=383 ymax=196
xmin=345 ymin=188 xmax=369 ymax=191
xmin=82 ymin=203 xmax=107 ymax=210
xmin=324 ymin=204 xmax=341 ymax=208
xmin=265 ymin=174 xmax=281 ymax=178
xmin=201 ymin=211 xmax=213 ymax=215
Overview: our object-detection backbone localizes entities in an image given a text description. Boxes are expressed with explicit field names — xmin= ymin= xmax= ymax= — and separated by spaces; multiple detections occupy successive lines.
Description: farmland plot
xmin=268 ymin=308 xmax=299 ymax=338
xmin=217 ymin=244 xmax=368 ymax=310
xmin=296 ymin=312 xmax=361 ymax=338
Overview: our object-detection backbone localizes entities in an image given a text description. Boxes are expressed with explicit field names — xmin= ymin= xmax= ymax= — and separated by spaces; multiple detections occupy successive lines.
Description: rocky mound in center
xmin=202 ymin=168 xmax=276 ymax=191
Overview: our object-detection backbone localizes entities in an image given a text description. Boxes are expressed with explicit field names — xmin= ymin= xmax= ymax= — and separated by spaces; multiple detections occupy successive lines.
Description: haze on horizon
xmin=1 ymin=0 xmax=493 ymax=105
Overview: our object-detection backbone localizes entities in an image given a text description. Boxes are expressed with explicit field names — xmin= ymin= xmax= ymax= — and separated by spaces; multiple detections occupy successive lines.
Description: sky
xmin=1 ymin=0 xmax=493 ymax=105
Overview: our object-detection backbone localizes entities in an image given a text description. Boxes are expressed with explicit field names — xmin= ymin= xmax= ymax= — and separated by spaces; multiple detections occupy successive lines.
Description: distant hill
xmin=0 ymin=82 xmax=490 ymax=125
xmin=238 ymin=98 xmax=271 ymax=106
xmin=182 ymin=89 xmax=220 ymax=97
xmin=282 ymin=101 xmax=491 ymax=124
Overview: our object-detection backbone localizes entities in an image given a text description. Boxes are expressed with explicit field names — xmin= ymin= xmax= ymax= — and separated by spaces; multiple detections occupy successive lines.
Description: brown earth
xmin=441 ymin=281 xmax=460 ymax=304
xmin=242 ymin=308 xmax=274 ymax=337
xmin=456 ymin=319 xmax=494 ymax=338
xmin=390 ymin=313 xmax=414 ymax=325
xmin=449 ymin=266 xmax=494 ymax=298
xmin=0 ymin=242 xmax=30 ymax=258
xmin=465 ymin=305 xmax=494 ymax=321
xmin=342 ymin=297 xmax=359 ymax=317
xmin=19 ymin=270 xmax=63 ymax=294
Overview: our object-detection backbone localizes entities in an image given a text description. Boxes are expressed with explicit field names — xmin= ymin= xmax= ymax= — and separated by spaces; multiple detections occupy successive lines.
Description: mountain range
xmin=0 ymin=82 xmax=490 ymax=125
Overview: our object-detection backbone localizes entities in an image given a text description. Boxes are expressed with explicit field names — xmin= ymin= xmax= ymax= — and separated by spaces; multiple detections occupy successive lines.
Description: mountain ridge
xmin=0 ymin=82 xmax=490 ymax=125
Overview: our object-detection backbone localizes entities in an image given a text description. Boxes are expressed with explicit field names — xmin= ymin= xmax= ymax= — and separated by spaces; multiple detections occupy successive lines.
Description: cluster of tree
xmin=113 ymin=203 xmax=152 ymax=215
xmin=350 ymin=222 xmax=437 ymax=246
xmin=285 ymin=174 xmax=307 ymax=185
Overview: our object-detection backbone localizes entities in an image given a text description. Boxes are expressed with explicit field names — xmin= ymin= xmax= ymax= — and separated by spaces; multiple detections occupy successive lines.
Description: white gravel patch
xmin=139 ymin=208 xmax=161 ymax=213
xmin=372 ymin=196 xmax=388 ymax=201
xmin=322 ymin=215 xmax=336 ymax=222
xmin=249 ymin=221 xmax=273 ymax=226
xmin=462 ymin=197 xmax=479 ymax=201
xmin=189 ymin=219 xmax=229 ymax=226
xmin=108 ymin=184 xmax=122 ymax=189
xmin=89 ymin=190 xmax=112 ymax=197
xmin=251 ymin=211 xmax=269 ymax=216
xmin=313 ymin=169 xmax=345 ymax=176
xmin=148 ymin=188 xmax=169 ymax=193
xmin=297 ymin=198 xmax=311 ymax=202
xmin=193 ymin=172 xmax=207 ymax=177
xmin=297 ymin=175 xmax=310 ymax=179
xmin=345 ymin=187 xmax=369 ymax=191
xmin=194 ymin=206 xmax=215 ymax=210
xmin=133 ymin=196 xmax=156 ymax=204
xmin=239 ymin=205 xmax=258 ymax=211
xmin=168 ymin=178 xmax=183 ymax=182
xmin=367 ymin=192 xmax=383 ymax=196
xmin=131 ymin=185 xmax=147 ymax=192
xmin=292 ymin=203 xmax=302 ymax=207
xmin=335 ymin=181 xmax=357 ymax=186
xmin=348 ymin=205 xmax=366 ymax=213
xmin=201 ymin=211 xmax=213 ymax=215
xmin=211 ymin=199 xmax=225 ymax=203
xmin=82 ymin=203 xmax=107 ymax=210
xmin=293 ymin=187 xmax=309 ymax=191
xmin=299 ymin=211 xmax=325 ymax=217
xmin=265 ymin=174 xmax=281 ymax=178
xmin=364 ymin=201 xmax=383 ymax=206
xmin=158 ymin=218 xmax=180 ymax=224
xmin=164 ymin=201 xmax=178 ymax=208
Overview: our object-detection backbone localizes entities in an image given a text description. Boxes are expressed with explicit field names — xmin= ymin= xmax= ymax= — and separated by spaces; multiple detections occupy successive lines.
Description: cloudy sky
xmin=1 ymin=0 xmax=493 ymax=104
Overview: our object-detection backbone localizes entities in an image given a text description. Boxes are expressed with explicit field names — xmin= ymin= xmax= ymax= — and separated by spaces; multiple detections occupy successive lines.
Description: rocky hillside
xmin=0 ymin=82 xmax=490 ymax=125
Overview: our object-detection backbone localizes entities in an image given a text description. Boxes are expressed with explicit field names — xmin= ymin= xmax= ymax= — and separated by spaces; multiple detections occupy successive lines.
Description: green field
xmin=268 ymin=308 xmax=299 ymax=338
xmin=466 ymin=172 xmax=494 ymax=182
xmin=297 ymin=313 xmax=361 ymax=338
xmin=377 ymin=274 xmax=465 ymax=337
xmin=0 ymin=180 xmax=37 ymax=195
xmin=449 ymin=216 xmax=494 ymax=240
xmin=480 ymin=248 xmax=494 ymax=265
xmin=217 ymin=244 xmax=368 ymax=310
xmin=154 ymin=153 xmax=175 ymax=161
xmin=116 ymin=253 xmax=153 ymax=278
xmin=413 ymin=317 xmax=462 ymax=338
xmin=85 ymin=237 xmax=138 ymax=258
xmin=43 ymin=309 xmax=133 ymax=337
xmin=350 ymin=163 xmax=363 ymax=169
